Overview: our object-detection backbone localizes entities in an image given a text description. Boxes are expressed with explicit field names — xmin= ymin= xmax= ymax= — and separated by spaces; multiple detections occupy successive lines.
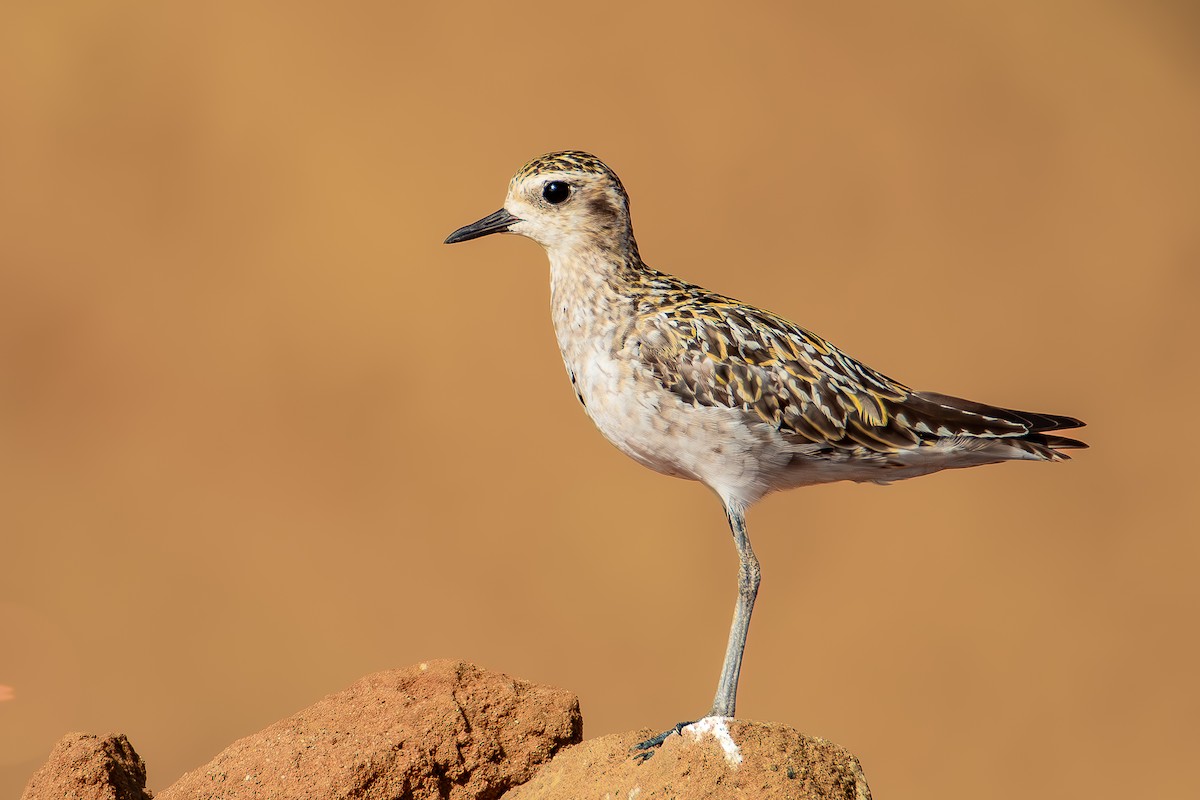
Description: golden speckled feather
xmin=618 ymin=267 xmax=1084 ymax=467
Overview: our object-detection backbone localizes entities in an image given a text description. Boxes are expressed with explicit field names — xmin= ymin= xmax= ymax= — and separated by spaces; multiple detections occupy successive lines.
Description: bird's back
xmin=611 ymin=267 xmax=1085 ymax=495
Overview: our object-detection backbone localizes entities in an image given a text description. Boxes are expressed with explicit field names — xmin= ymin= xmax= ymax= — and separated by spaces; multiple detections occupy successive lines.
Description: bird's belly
xmin=580 ymin=385 xmax=705 ymax=480
xmin=571 ymin=358 xmax=791 ymax=505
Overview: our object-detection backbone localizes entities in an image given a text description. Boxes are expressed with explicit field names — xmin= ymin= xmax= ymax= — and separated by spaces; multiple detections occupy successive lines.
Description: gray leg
xmin=630 ymin=502 xmax=760 ymax=763
xmin=710 ymin=503 xmax=759 ymax=718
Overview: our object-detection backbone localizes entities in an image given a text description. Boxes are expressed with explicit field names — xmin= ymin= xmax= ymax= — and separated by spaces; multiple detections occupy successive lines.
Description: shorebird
xmin=444 ymin=150 xmax=1086 ymax=758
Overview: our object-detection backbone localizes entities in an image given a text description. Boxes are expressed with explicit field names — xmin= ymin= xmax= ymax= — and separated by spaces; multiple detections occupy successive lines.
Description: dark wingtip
xmin=914 ymin=391 xmax=1086 ymax=434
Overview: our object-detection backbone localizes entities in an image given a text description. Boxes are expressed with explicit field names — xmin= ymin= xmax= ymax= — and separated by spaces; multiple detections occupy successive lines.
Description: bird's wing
xmin=630 ymin=290 xmax=1042 ymax=455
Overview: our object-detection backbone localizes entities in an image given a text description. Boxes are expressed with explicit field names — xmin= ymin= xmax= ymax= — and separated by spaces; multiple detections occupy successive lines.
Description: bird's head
xmin=444 ymin=150 xmax=635 ymax=257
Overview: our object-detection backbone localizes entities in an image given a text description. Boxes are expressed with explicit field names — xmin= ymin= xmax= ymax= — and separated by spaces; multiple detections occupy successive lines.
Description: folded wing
xmin=633 ymin=291 xmax=1086 ymax=461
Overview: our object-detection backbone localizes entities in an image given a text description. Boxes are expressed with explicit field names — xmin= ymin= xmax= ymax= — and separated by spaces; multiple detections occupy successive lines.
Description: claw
xmin=629 ymin=720 xmax=696 ymax=763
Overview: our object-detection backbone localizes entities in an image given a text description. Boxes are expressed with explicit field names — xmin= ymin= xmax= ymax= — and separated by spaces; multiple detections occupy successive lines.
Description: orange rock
xmin=505 ymin=719 xmax=871 ymax=800
xmin=21 ymin=732 xmax=151 ymax=800
xmin=21 ymin=664 xmax=871 ymax=800
xmin=157 ymin=660 xmax=581 ymax=800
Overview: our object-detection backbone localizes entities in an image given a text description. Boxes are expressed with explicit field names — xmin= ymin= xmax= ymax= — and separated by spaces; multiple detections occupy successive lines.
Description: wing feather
xmin=628 ymin=280 xmax=1085 ymax=459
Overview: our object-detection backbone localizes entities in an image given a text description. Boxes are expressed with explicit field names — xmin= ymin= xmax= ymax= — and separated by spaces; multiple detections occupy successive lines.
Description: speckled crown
xmin=513 ymin=150 xmax=628 ymax=200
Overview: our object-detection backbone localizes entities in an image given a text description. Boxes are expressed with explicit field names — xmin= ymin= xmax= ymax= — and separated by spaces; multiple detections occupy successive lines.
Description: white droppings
xmin=683 ymin=716 xmax=743 ymax=768
xmin=628 ymin=788 xmax=642 ymax=800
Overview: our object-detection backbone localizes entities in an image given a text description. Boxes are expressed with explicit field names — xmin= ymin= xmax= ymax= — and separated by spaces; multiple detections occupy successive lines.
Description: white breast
xmin=558 ymin=323 xmax=795 ymax=507
xmin=547 ymin=249 xmax=794 ymax=508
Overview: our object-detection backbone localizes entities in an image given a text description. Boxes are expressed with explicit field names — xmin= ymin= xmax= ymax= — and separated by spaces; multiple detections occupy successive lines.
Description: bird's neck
xmin=546 ymin=233 xmax=648 ymax=349
xmin=547 ymin=227 xmax=647 ymax=296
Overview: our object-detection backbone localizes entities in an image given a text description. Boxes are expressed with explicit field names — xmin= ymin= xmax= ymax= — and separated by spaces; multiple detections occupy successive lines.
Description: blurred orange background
xmin=2 ymin=2 xmax=1197 ymax=798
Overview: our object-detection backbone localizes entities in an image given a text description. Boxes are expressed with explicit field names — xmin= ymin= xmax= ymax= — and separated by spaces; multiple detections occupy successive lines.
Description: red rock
xmin=503 ymin=718 xmax=871 ymax=800
xmin=21 ymin=732 xmax=151 ymax=800
xmin=156 ymin=659 xmax=581 ymax=800
xmin=20 ymin=665 xmax=872 ymax=800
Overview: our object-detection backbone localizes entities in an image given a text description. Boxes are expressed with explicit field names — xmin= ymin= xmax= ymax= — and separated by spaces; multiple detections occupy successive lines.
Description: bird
xmin=443 ymin=150 xmax=1085 ymax=759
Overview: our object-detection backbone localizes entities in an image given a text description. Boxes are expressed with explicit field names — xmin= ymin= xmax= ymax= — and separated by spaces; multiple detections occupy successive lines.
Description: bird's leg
xmin=711 ymin=503 xmax=759 ymax=717
xmin=631 ymin=503 xmax=759 ymax=763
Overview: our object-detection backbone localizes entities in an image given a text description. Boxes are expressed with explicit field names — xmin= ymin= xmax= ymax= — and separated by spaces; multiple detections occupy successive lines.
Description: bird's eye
xmin=542 ymin=181 xmax=571 ymax=205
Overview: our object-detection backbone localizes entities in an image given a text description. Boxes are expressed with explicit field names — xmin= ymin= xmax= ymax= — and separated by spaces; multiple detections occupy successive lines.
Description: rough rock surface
xmin=21 ymin=664 xmax=872 ymax=800
xmin=503 ymin=718 xmax=871 ymax=800
xmin=21 ymin=732 xmax=152 ymax=800
xmin=157 ymin=659 xmax=582 ymax=800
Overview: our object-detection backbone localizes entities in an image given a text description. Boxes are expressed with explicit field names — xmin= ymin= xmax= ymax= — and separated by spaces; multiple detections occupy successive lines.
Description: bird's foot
xmin=630 ymin=720 xmax=697 ymax=763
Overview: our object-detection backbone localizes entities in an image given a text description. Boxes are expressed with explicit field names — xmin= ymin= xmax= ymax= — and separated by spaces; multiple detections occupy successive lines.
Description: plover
xmin=444 ymin=150 xmax=1085 ymax=758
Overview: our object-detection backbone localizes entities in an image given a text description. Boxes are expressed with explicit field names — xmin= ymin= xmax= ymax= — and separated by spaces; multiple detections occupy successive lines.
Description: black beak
xmin=444 ymin=208 xmax=521 ymax=244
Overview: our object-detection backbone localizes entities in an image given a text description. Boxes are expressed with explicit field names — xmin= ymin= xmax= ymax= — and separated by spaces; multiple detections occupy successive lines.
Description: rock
xmin=21 ymin=732 xmax=152 ymax=800
xmin=502 ymin=718 xmax=871 ymax=800
xmin=20 ymin=665 xmax=872 ymax=800
xmin=157 ymin=659 xmax=581 ymax=800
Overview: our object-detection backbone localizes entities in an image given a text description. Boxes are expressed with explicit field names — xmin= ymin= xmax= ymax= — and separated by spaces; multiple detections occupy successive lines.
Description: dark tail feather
xmin=1040 ymin=433 xmax=1088 ymax=450
xmin=1013 ymin=433 xmax=1088 ymax=462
